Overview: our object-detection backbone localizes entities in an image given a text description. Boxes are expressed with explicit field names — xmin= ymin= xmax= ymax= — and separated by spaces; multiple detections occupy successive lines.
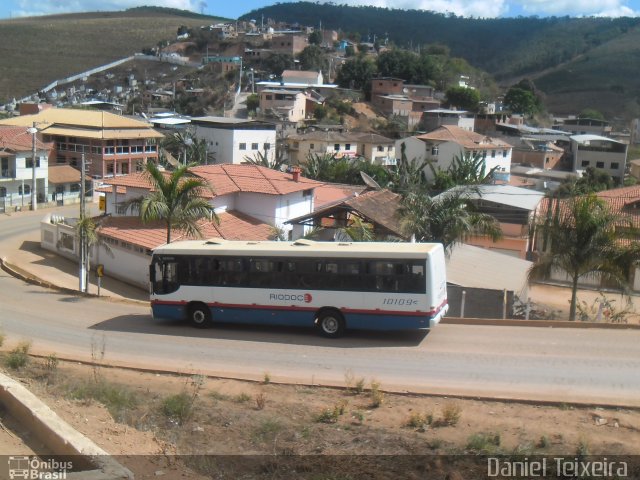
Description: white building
xmin=570 ymin=134 xmax=627 ymax=183
xmin=0 ymin=126 xmax=49 ymax=212
xmin=42 ymin=164 xmax=323 ymax=289
xmin=397 ymin=125 xmax=513 ymax=182
xmin=190 ymin=117 xmax=277 ymax=165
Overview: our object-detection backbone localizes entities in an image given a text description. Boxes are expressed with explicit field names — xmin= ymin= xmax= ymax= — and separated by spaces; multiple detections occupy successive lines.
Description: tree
xmin=429 ymin=151 xmax=497 ymax=192
xmin=445 ymin=86 xmax=480 ymax=111
xmin=243 ymin=149 xmax=288 ymax=171
xmin=297 ymin=45 xmax=328 ymax=72
xmin=387 ymin=143 xmax=429 ymax=195
xmin=313 ymin=104 xmax=327 ymax=121
xmin=336 ymin=56 xmax=377 ymax=91
xmin=125 ymin=162 xmax=218 ymax=244
xmin=308 ymin=30 xmax=323 ymax=45
xmin=246 ymin=94 xmax=259 ymax=114
xmin=398 ymin=189 xmax=501 ymax=254
xmin=578 ymin=109 xmax=605 ymax=121
xmin=529 ymin=194 xmax=640 ymax=320
xmin=504 ymin=79 xmax=542 ymax=116
xmin=556 ymin=167 xmax=614 ymax=196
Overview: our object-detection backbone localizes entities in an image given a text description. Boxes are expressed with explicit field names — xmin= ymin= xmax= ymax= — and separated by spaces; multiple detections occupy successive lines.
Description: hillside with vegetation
xmin=0 ymin=7 xmax=226 ymax=103
xmin=242 ymin=2 xmax=640 ymax=121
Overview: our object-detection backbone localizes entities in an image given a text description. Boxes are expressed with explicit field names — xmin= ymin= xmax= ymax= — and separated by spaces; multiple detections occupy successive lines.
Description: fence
xmin=447 ymin=285 xmax=515 ymax=319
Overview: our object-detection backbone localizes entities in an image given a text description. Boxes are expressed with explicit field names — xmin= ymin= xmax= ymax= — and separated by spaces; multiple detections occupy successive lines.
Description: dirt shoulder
xmin=1 ymin=354 xmax=639 ymax=479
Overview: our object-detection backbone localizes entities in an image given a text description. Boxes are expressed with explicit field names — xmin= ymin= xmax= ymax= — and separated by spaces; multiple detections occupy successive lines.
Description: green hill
xmin=0 ymin=7 xmax=226 ymax=103
xmin=242 ymin=2 xmax=640 ymax=121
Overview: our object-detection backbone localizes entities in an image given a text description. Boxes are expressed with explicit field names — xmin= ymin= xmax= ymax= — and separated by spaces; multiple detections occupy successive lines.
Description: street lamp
xmin=27 ymin=123 xmax=38 ymax=211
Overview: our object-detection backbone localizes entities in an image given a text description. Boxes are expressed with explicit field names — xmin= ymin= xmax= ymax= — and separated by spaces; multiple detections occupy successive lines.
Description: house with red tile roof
xmin=0 ymin=126 xmax=50 ymax=212
xmin=533 ymin=186 xmax=640 ymax=291
xmin=100 ymin=164 xmax=322 ymax=240
xmin=397 ymin=125 xmax=513 ymax=183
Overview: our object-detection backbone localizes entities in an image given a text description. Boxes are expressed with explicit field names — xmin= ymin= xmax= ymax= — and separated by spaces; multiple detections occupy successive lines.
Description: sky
xmin=0 ymin=0 xmax=639 ymax=21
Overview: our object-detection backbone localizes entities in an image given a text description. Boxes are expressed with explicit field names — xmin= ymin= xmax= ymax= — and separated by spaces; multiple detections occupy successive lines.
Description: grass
xmin=252 ymin=418 xmax=283 ymax=443
xmin=466 ymin=432 xmax=502 ymax=454
xmin=233 ymin=392 xmax=252 ymax=403
xmin=67 ymin=380 xmax=138 ymax=422
xmin=5 ymin=341 xmax=31 ymax=370
xmin=162 ymin=392 xmax=194 ymax=423
xmin=0 ymin=12 xmax=225 ymax=102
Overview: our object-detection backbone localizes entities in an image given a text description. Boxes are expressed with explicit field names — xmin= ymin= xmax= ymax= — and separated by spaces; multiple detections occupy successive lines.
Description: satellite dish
xmin=360 ymin=171 xmax=382 ymax=190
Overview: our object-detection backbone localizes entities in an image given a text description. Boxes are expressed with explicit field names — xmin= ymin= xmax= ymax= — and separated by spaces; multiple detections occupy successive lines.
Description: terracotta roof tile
xmin=0 ymin=126 xmax=49 ymax=152
xmin=97 ymin=210 xmax=273 ymax=250
xmin=48 ymin=165 xmax=91 ymax=184
xmin=416 ymin=125 xmax=512 ymax=150
xmin=103 ymin=164 xmax=322 ymax=197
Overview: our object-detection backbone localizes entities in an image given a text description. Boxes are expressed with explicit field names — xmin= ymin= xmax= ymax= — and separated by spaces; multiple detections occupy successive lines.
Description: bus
xmin=149 ymin=238 xmax=448 ymax=338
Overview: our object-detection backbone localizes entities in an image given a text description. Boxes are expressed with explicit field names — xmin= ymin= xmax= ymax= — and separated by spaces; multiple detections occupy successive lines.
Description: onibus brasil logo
xmin=7 ymin=456 xmax=72 ymax=479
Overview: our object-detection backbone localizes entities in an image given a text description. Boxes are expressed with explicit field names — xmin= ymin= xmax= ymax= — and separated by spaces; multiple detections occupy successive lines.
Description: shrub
xmin=255 ymin=393 xmax=267 ymax=410
xmin=263 ymin=372 xmax=271 ymax=384
xmin=233 ymin=392 xmax=251 ymax=403
xmin=405 ymin=411 xmax=433 ymax=429
xmin=5 ymin=341 xmax=31 ymax=370
xmin=369 ymin=381 xmax=384 ymax=408
xmin=316 ymin=402 xmax=347 ymax=424
xmin=441 ymin=402 xmax=461 ymax=426
xmin=467 ymin=432 xmax=502 ymax=454
xmin=162 ymin=392 xmax=193 ymax=423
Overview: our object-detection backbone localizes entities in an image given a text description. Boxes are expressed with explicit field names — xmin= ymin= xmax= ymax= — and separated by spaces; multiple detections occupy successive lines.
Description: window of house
xmin=26 ymin=157 xmax=41 ymax=168
xmin=596 ymin=161 xmax=604 ymax=168
xmin=581 ymin=160 xmax=590 ymax=167
xmin=70 ymin=183 xmax=80 ymax=193
xmin=431 ymin=146 xmax=439 ymax=156
xmin=377 ymin=145 xmax=384 ymax=152
xmin=334 ymin=144 xmax=340 ymax=151
xmin=19 ymin=184 xmax=31 ymax=195
xmin=251 ymin=143 xmax=259 ymax=150
xmin=239 ymin=143 xmax=247 ymax=150
xmin=491 ymin=150 xmax=496 ymax=158
xmin=0 ymin=187 xmax=6 ymax=197
xmin=136 ymin=160 xmax=144 ymax=172
xmin=264 ymin=143 xmax=271 ymax=150
xmin=309 ymin=143 xmax=314 ymax=149
xmin=107 ymin=163 xmax=114 ymax=174
xmin=611 ymin=162 xmax=619 ymax=170
xmin=502 ymin=150 xmax=508 ymax=158
xmin=545 ymin=157 xmax=550 ymax=164
xmin=345 ymin=144 xmax=351 ymax=150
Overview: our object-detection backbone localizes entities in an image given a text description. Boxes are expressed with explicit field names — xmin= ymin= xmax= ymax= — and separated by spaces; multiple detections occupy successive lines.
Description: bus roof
xmin=152 ymin=238 xmax=443 ymax=259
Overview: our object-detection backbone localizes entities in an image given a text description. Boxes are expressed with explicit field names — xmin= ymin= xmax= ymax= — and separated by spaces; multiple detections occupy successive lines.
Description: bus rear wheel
xmin=188 ymin=303 xmax=212 ymax=328
xmin=317 ymin=310 xmax=345 ymax=338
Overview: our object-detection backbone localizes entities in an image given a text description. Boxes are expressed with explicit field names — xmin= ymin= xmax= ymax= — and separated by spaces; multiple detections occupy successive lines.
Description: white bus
xmin=149 ymin=238 xmax=448 ymax=338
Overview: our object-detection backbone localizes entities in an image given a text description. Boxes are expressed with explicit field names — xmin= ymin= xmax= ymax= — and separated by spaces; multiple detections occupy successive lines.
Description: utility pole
xmin=79 ymin=153 xmax=88 ymax=293
xmin=28 ymin=122 xmax=38 ymax=210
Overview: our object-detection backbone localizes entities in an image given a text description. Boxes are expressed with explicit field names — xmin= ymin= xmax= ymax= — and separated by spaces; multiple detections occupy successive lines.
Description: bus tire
xmin=188 ymin=302 xmax=212 ymax=328
xmin=317 ymin=310 xmax=345 ymax=338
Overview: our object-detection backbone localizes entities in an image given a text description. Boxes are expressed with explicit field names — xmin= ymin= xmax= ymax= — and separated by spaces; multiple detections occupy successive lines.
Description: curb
xmin=0 ymin=372 xmax=133 ymax=479
xmin=0 ymin=257 xmax=148 ymax=307
xmin=21 ymin=353 xmax=640 ymax=411
xmin=441 ymin=317 xmax=640 ymax=329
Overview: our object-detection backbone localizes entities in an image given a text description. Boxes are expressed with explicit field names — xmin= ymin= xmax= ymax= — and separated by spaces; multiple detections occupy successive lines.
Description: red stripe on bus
xmin=151 ymin=299 xmax=448 ymax=317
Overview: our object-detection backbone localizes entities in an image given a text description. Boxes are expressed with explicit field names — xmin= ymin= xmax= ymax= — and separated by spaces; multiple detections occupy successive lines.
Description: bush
xmin=255 ymin=393 xmax=267 ymax=410
xmin=405 ymin=411 xmax=433 ymax=429
xmin=441 ymin=402 xmax=461 ymax=426
xmin=67 ymin=380 xmax=137 ymax=422
xmin=369 ymin=381 xmax=384 ymax=408
xmin=467 ymin=432 xmax=501 ymax=454
xmin=162 ymin=392 xmax=194 ymax=423
xmin=5 ymin=341 xmax=31 ymax=370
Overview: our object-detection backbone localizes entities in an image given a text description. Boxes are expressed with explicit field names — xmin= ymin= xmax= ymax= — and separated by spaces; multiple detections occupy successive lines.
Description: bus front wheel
xmin=188 ymin=303 xmax=212 ymax=328
xmin=317 ymin=310 xmax=345 ymax=338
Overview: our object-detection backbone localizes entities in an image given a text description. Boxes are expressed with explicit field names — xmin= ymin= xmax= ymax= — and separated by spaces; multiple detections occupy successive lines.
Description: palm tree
xmin=125 ymin=162 xmax=219 ymax=244
xmin=529 ymin=194 xmax=640 ymax=321
xmin=398 ymin=189 xmax=502 ymax=254
xmin=429 ymin=151 xmax=498 ymax=193
xmin=243 ymin=148 xmax=288 ymax=171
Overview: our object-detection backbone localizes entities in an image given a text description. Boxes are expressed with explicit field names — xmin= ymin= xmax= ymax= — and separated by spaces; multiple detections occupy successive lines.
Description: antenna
xmin=360 ymin=171 xmax=381 ymax=190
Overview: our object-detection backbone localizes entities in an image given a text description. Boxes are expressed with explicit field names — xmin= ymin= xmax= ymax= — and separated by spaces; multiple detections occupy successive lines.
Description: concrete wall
xmin=448 ymin=285 xmax=514 ymax=319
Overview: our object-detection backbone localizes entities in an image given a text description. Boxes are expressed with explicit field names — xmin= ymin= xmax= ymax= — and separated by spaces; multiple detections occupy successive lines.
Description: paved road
xmin=1 ymin=208 xmax=640 ymax=406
